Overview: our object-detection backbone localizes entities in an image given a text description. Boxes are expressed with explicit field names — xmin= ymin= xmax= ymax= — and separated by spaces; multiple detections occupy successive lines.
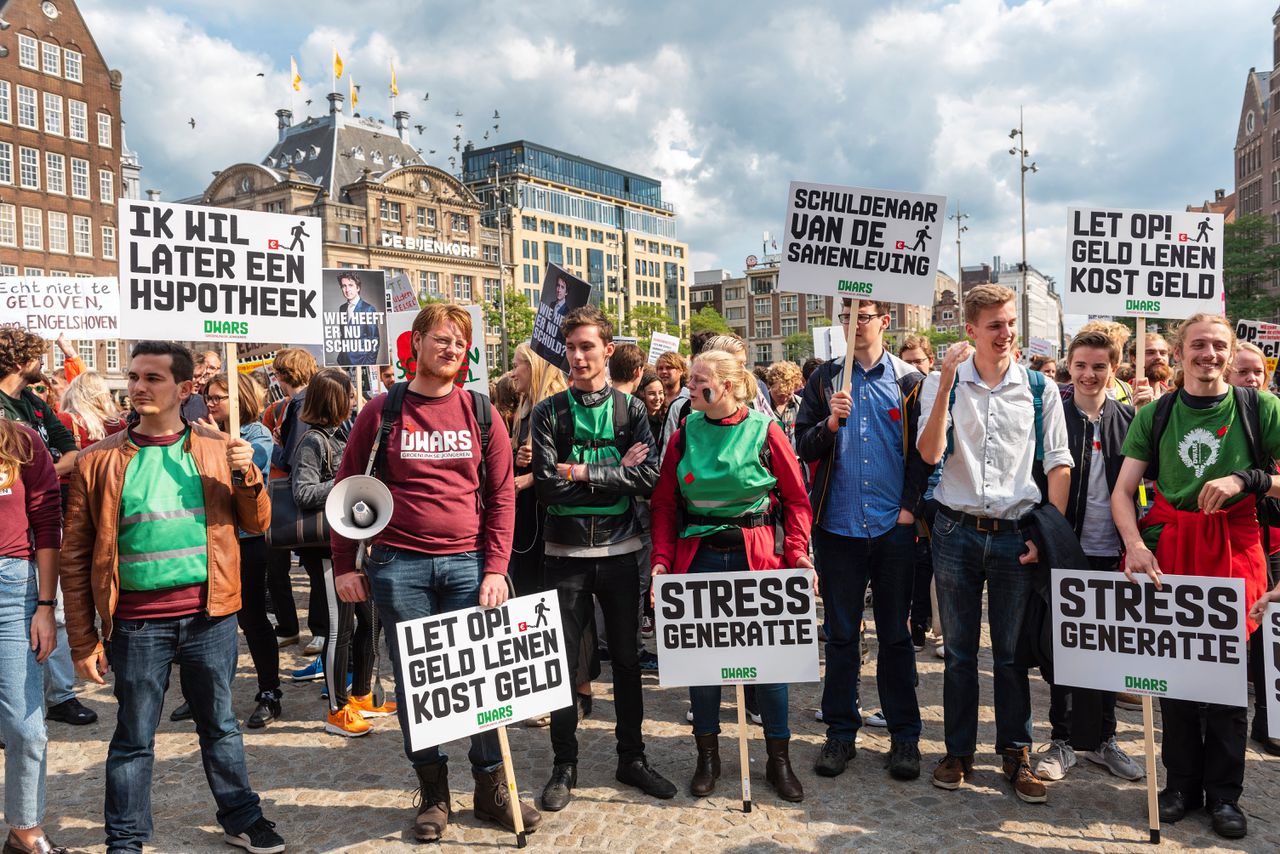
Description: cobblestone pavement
xmin=16 ymin=575 xmax=1280 ymax=854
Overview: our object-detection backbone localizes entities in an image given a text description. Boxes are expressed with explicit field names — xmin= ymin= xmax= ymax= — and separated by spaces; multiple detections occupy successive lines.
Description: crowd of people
xmin=1 ymin=284 xmax=1279 ymax=852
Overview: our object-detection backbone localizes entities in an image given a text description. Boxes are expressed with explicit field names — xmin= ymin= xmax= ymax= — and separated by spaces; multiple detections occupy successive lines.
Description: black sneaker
xmin=616 ymin=758 xmax=677 ymax=800
xmin=743 ymin=686 xmax=762 ymax=726
xmin=46 ymin=697 xmax=97 ymax=725
xmin=575 ymin=692 xmax=593 ymax=720
xmin=224 ymin=817 xmax=285 ymax=854
xmin=169 ymin=701 xmax=193 ymax=722
xmin=911 ymin=623 xmax=927 ymax=652
xmin=246 ymin=691 xmax=282 ymax=729
xmin=887 ymin=740 xmax=921 ymax=780
xmin=1207 ymin=800 xmax=1248 ymax=839
xmin=814 ymin=737 xmax=854 ymax=777
xmin=541 ymin=763 xmax=577 ymax=812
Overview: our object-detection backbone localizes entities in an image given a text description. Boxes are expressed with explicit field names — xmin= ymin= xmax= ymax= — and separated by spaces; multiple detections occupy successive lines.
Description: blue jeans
xmin=930 ymin=513 xmax=1034 ymax=756
xmin=686 ymin=546 xmax=791 ymax=740
xmin=814 ymin=524 xmax=921 ymax=744
xmin=104 ymin=613 xmax=262 ymax=853
xmin=41 ymin=585 xmax=76 ymax=706
xmin=0 ymin=557 xmax=47 ymax=829
xmin=365 ymin=545 xmax=502 ymax=772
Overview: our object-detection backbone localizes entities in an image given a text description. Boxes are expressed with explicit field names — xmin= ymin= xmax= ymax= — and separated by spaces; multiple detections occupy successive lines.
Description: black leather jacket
xmin=1062 ymin=394 xmax=1135 ymax=539
xmin=532 ymin=386 xmax=658 ymax=549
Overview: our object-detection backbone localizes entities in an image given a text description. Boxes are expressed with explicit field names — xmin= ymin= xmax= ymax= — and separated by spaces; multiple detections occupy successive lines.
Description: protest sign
xmin=647 ymin=331 xmax=680 ymax=365
xmin=1051 ymin=568 xmax=1247 ymax=707
xmin=779 ymin=181 xmax=946 ymax=307
xmin=0 ymin=276 xmax=120 ymax=339
xmin=810 ymin=324 xmax=847 ymax=361
xmin=321 ymin=269 xmax=388 ymax=367
xmin=530 ymin=264 xmax=591 ymax=370
xmin=654 ymin=569 xmax=820 ymax=689
xmin=387 ymin=304 xmax=488 ymax=393
xmin=1027 ymin=337 xmax=1055 ymax=358
xmin=395 ymin=592 xmax=571 ymax=751
xmin=388 ymin=271 xmax=419 ymax=314
xmin=614 ymin=335 xmax=638 ymax=346
xmin=1064 ymin=207 xmax=1223 ymax=319
xmin=1234 ymin=318 xmax=1280 ymax=376
xmin=118 ymin=199 xmax=322 ymax=343
xmin=1263 ymin=604 xmax=1280 ymax=738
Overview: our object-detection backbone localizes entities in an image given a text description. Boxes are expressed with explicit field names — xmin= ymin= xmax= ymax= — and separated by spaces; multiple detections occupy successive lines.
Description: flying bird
xmin=256 ymin=72 xmax=265 ymax=77
xmin=483 ymin=131 xmax=489 ymax=140
xmin=415 ymin=124 xmax=425 ymax=134
xmin=305 ymin=99 xmax=312 ymax=106
xmin=188 ymin=117 xmax=196 ymax=129
xmin=422 ymin=93 xmax=430 ymax=101
xmin=454 ymin=110 xmax=463 ymax=117
xmin=428 ymin=149 xmax=436 ymax=154
xmin=493 ymin=110 xmax=500 ymax=119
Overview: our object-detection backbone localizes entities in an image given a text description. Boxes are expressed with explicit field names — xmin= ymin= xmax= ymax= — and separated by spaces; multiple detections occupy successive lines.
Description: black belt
xmin=684 ymin=512 xmax=772 ymax=529
xmin=937 ymin=506 xmax=1022 ymax=534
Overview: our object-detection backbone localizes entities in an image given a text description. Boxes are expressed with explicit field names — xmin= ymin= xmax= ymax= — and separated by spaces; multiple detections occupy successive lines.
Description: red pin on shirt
xmin=888 ymin=408 xmax=901 ymax=422
xmin=1217 ymin=426 xmax=1229 ymax=438
xmin=683 ymin=472 xmax=695 ymax=485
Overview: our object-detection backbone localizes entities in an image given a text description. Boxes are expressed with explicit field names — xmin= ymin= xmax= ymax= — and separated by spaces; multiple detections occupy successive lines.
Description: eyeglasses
xmin=205 ymin=394 xmax=230 ymax=404
xmin=837 ymin=313 xmax=884 ymax=326
xmin=904 ymin=358 xmax=931 ymax=368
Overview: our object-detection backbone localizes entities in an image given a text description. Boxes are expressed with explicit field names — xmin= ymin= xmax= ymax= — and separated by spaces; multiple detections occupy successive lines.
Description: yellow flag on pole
xmin=290 ymin=56 xmax=301 ymax=92
xmin=333 ymin=49 xmax=344 ymax=80
xmin=390 ymin=61 xmax=399 ymax=97
xmin=350 ymin=76 xmax=358 ymax=107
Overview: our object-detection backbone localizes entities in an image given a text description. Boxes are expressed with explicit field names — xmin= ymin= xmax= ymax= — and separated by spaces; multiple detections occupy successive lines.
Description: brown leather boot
xmin=1002 ymin=746 xmax=1048 ymax=804
xmin=473 ymin=766 xmax=543 ymax=833
xmin=764 ymin=737 xmax=804 ymax=802
xmin=413 ymin=762 xmax=451 ymax=842
xmin=690 ymin=733 xmax=721 ymax=797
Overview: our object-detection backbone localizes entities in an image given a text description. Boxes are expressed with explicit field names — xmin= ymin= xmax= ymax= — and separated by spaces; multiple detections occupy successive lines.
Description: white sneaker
xmin=934 ymin=645 xmax=945 ymax=659
xmin=303 ymin=636 xmax=325 ymax=655
xmin=1082 ymin=737 xmax=1144 ymax=781
xmin=1034 ymin=739 xmax=1076 ymax=781
xmin=864 ymin=710 xmax=888 ymax=728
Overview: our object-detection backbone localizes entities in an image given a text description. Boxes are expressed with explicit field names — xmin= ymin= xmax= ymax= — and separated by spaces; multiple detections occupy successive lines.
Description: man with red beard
xmin=330 ymin=303 xmax=540 ymax=843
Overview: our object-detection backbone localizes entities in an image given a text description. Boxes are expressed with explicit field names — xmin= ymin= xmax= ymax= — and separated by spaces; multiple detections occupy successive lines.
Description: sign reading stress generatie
xmin=118 ymin=199 xmax=323 ymax=344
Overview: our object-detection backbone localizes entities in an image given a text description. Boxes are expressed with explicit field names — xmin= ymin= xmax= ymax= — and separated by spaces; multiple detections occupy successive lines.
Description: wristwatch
xmin=36 ymin=600 xmax=55 ymax=608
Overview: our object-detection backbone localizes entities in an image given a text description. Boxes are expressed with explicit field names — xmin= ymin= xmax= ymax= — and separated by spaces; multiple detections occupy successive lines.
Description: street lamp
xmin=949 ymin=205 xmax=969 ymax=289
xmin=488 ymin=159 xmax=510 ymax=371
xmin=1007 ymin=107 xmax=1037 ymax=351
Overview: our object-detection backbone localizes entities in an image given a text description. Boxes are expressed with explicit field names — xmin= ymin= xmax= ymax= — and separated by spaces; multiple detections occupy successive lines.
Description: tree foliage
xmin=1224 ymin=214 xmax=1280 ymax=322
xmin=782 ymin=332 xmax=813 ymax=362
xmin=689 ymin=305 xmax=733 ymax=337
xmin=483 ymin=288 xmax=536 ymax=373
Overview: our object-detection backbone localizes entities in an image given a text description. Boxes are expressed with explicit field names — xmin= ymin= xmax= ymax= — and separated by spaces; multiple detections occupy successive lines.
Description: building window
xmin=106 ymin=341 xmax=119 ymax=371
xmin=725 ymin=287 xmax=744 ymax=301
xmin=22 ymin=207 xmax=42 ymax=249
xmin=68 ymin=100 xmax=87 ymax=140
xmin=780 ymin=317 xmax=799 ymax=336
xmin=42 ymin=92 xmax=62 ymax=135
xmin=97 ymin=113 xmax=112 ymax=147
xmin=0 ymin=144 xmax=10 ymax=185
xmin=755 ymin=319 xmax=772 ymax=337
xmin=73 ymin=216 xmax=92 ymax=256
xmin=725 ymin=306 xmax=745 ymax=320
xmin=453 ymin=274 xmax=473 ymax=301
xmin=557 ymin=223 xmax=572 ymax=237
xmin=101 ymin=225 xmax=115 ymax=259
xmin=46 ymin=153 xmax=64 ymax=194
xmin=18 ymin=35 xmax=38 ymax=69
xmin=0 ymin=82 xmax=9 ymax=124
xmin=78 ymin=340 xmax=94 ymax=368
xmin=18 ymin=147 xmax=39 ymax=189
xmin=70 ymin=158 xmax=89 ymax=198
xmin=42 ymin=42 xmax=61 ymax=76
xmin=755 ymin=343 xmax=772 ymax=365
xmin=0 ymin=205 xmax=14 ymax=246
xmin=779 ymin=295 xmax=797 ymax=313
xmin=16 ymin=86 xmax=37 ymax=129
xmin=338 ymin=223 xmax=364 ymax=244
xmin=806 ymin=295 xmax=824 ymax=312
xmin=754 ymin=297 xmax=770 ymax=315
xmin=1273 ymin=169 xmax=1279 ymax=203
xmin=99 ymin=169 xmax=114 ymax=202
xmin=48 ymin=211 xmax=68 ymax=253
xmin=64 ymin=49 xmax=83 ymax=83
xmin=484 ymin=277 xmax=500 ymax=303
xmin=416 ymin=206 xmax=426 ymax=227
xmin=451 ymin=213 xmax=469 ymax=233
xmin=941 ymin=310 xmax=954 ymax=321
xmin=521 ymin=215 xmax=537 ymax=231
xmin=379 ymin=199 xmax=401 ymax=222
xmin=541 ymin=219 xmax=555 ymax=234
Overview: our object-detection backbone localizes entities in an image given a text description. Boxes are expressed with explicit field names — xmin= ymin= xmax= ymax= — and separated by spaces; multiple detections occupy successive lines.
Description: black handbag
xmin=265 ymin=429 xmax=333 ymax=550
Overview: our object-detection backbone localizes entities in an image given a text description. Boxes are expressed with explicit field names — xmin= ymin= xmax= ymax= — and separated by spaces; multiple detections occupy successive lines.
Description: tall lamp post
xmin=1008 ymin=107 xmax=1038 ymax=351
xmin=489 ymin=159 xmax=510 ymax=372
xmin=949 ymin=204 xmax=969 ymax=287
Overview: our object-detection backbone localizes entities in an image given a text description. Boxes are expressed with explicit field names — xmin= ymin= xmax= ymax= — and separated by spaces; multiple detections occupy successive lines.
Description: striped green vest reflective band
xmin=547 ymin=391 xmax=629 ymax=517
xmin=117 ymin=432 xmax=209 ymax=592
xmin=677 ymin=409 xmax=776 ymax=539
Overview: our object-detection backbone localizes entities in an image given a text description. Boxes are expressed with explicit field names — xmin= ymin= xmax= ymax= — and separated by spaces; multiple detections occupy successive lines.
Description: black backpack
xmin=550 ymin=388 xmax=631 ymax=462
xmin=368 ymin=382 xmax=493 ymax=507
xmin=1145 ymin=386 xmax=1280 ymax=541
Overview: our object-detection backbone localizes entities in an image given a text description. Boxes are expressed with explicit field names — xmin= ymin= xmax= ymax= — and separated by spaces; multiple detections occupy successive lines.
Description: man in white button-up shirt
xmin=916 ymin=285 xmax=1072 ymax=805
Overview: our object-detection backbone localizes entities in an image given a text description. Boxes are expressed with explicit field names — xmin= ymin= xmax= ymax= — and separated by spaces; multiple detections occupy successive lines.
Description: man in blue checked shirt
xmin=796 ymin=298 xmax=929 ymax=782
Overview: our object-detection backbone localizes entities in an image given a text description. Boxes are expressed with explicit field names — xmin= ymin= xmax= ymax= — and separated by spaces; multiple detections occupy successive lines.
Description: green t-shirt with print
xmin=1121 ymin=389 xmax=1280 ymax=549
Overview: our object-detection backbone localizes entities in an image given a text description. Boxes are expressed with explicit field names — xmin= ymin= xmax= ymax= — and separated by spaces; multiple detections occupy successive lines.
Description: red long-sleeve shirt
xmin=0 ymin=423 xmax=62 ymax=559
xmin=650 ymin=408 xmax=812 ymax=574
xmin=331 ymin=386 xmax=514 ymax=577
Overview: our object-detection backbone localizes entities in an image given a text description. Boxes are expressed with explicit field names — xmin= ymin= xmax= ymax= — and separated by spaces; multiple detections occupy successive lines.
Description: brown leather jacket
xmin=60 ymin=422 xmax=271 ymax=660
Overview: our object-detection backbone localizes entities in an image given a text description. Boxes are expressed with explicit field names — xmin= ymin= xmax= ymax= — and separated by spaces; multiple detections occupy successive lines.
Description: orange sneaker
xmin=325 ymin=705 xmax=371 ymax=738
xmin=350 ymin=693 xmax=398 ymax=719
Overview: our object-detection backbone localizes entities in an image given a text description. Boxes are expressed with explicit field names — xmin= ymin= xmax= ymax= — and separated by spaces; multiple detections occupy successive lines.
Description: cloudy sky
xmin=82 ymin=0 xmax=1264 ymax=294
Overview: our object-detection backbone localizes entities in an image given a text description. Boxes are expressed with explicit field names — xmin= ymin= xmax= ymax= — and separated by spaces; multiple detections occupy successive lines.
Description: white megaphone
xmin=326 ymin=475 xmax=394 ymax=541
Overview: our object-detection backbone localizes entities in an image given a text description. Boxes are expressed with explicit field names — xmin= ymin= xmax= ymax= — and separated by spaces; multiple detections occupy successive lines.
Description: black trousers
xmin=1047 ymin=554 xmax=1119 ymax=750
xmin=909 ymin=534 xmax=933 ymax=632
xmin=296 ymin=549 xmax=331 ymax=641
xmin=266 ymin=546 xmax=299 ymax=639
xmin=237 ymin=536 xmax=280 ymax=694
xmin=321 ymin=555 xmax=373 ymax=711
xmin=545 ymin=551 xmax=645 ymax=766
xmin=1159 ymin=697 xmax=1247 ymax=804
xmin=1248 ymin=550 xmax=1280 ymax=726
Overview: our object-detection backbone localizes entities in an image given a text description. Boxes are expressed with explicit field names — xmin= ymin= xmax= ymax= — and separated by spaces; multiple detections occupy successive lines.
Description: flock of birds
xmin=189 ymin=73 xmax=504 ymax=174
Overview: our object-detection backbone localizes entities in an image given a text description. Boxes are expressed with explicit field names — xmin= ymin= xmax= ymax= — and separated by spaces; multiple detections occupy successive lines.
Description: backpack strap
xmin=1142 ymin=390 xmax=1179 ymax=483
xmin=611 ymin=388 xmax=631 ymax=453
xmin=552 ymin=391 xmax=573 ymax=462
xmin=1028 ymin=368 xmax=1045 ymax=462
xmin=1233 ymin=386 xmax=1266 ymax=470
xmin=469 ymin=389 xmax=492 ymax=509
xmin=368 ymin=381 xmax=409 ymax=478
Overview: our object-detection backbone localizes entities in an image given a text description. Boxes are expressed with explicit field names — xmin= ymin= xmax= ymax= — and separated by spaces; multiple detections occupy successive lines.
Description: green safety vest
xmin=117 ymin=431 xmax=210 ymax=592
xmin=676 ymin=410 xmax=776 ymax=538
xmin=547 ymin=391 xmax=629 ymax=517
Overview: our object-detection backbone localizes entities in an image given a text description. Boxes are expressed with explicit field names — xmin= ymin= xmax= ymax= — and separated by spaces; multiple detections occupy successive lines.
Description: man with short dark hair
xmin=335 ymin=272 xmax=381 ymax=367
xmin=608 ymin=343 xmax=645 ymax=395
xmin=532 ymin=304 xmax=675 ymax=811
xmin=62 ymin=340 xmax=282 ymax=854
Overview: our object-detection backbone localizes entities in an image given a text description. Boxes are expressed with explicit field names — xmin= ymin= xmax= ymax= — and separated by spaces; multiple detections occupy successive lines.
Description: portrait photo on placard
xmin=321 ymin=268 xmax=388 ymax=367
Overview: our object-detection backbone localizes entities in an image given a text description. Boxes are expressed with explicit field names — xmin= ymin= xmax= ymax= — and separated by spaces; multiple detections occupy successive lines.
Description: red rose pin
xmin=1217 ymin=426 xmax=1228 ymax=438
xmin=888 ymin=407 xmax=901 ymax=422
